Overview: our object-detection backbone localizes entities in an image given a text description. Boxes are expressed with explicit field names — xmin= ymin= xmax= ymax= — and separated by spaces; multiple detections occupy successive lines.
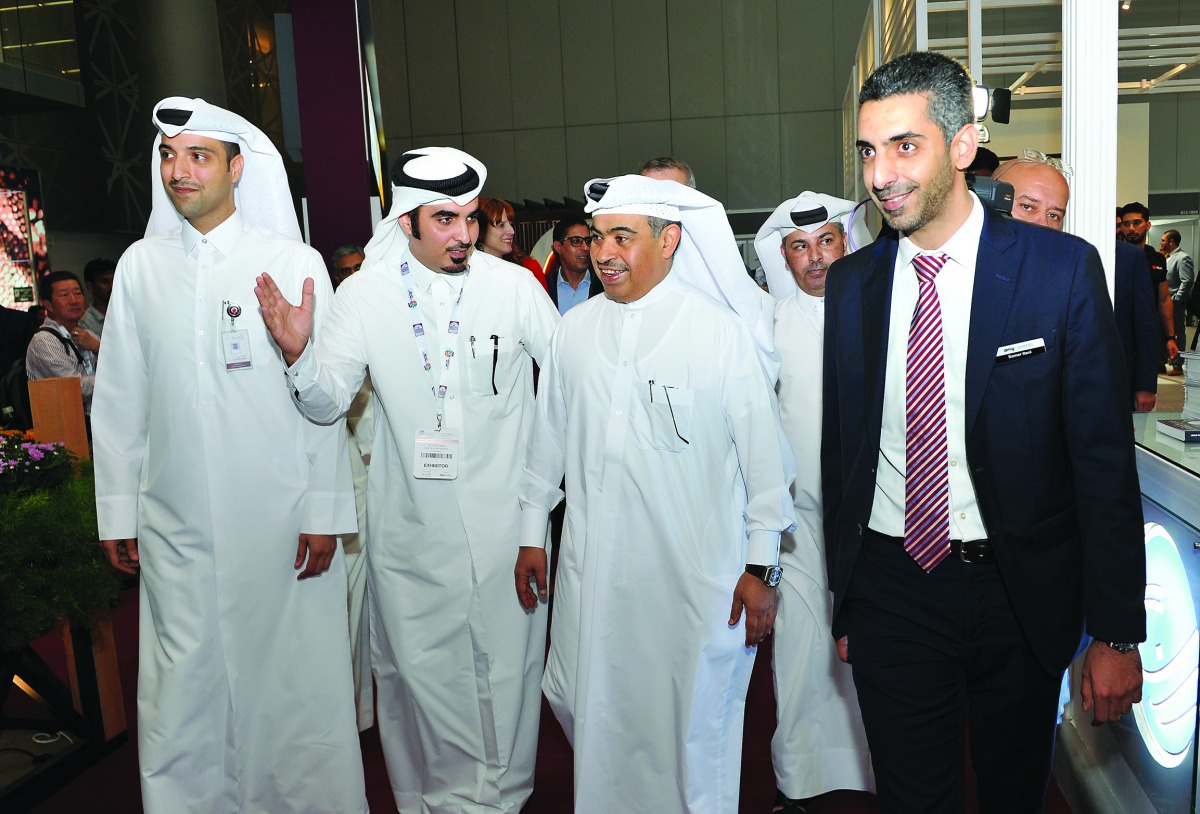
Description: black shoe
xmin=771 ymin=790 xmax=808 ymax=813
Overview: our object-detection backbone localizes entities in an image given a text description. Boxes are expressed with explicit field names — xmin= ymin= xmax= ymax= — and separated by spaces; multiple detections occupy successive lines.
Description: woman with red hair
xmin=476 ymin=197 xmax=548 ymax=290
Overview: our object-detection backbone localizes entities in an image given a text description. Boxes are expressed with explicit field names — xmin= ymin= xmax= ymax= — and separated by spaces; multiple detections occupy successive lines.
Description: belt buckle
xmin=956 ymin=541 xmax=972 ymax=564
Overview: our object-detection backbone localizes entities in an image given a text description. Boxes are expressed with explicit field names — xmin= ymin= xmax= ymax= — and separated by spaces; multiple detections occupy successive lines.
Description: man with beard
xmin=255 ymin=147 xmax=560 ymax=814
xmin=93 ymin=97 xmax=366 ymax=814
xmin=824 ymin=51 xmax=1145 ymax=812
xmin=1121 ymin=201 xmax=1179 ymax=369
xmin=755 ymin=193 xmax=874 ymax=811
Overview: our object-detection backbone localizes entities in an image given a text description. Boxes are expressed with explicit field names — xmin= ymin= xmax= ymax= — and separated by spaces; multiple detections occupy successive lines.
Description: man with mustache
xmin=823 ymin=51 xmax=1145 ymax=812
xmin=515 ymin=174 xmax=794 ymax=814
xmin=546 ymin=216 xmax=601 ymax=315
xmin=92 ymin=97 xmax=367 ymax=814
xmin=256 ymin=147 xmax=560 ymax=814
xmin=754 ymin=192 xmax=875 ymax=812
xmin=994 ymin=153 xmax=1160 ymax=411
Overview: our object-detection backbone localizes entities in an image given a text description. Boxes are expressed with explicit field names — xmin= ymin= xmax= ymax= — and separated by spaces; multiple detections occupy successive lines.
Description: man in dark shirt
xmin=1121 ymin=201 xmax=1178 ymax=368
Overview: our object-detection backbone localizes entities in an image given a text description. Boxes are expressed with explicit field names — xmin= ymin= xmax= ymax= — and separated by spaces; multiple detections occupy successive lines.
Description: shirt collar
xmin=182 ymin=210 xmax=244 ymax=257
xmin=615 ymin=265 xmax=683 ymax=312
xmin=404 ymin=249 xmax=465 ymax=295
xmin=42 ymin=317 xmax=69 ymax=336
xmin=896 ymin=192 xmax=985 ymax=273
xmin=557 ymin=272 xmax=590 ymax=290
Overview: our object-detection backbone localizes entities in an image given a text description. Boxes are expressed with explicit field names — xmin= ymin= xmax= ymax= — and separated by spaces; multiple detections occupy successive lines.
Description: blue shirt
xmin=557 ymin=274 xmax=591 ymax=315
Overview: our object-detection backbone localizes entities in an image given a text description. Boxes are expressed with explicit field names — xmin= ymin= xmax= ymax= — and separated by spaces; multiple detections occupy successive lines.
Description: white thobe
xmin=519 ymin=270 xmax=796 ymax=814
xmin=286 ymin=249 xmax=560 ymax=814
xmin=771 ymin=291 xmax=874 ymax=798
xmin=344 ymin=375 xmax=375 ymax=731
xmin=92 ymin=212 xmax=367 ymax=814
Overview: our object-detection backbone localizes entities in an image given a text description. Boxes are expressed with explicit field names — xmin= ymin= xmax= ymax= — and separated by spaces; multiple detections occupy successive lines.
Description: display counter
xmin=1055 ymin=412 xmax=1200 ymax=814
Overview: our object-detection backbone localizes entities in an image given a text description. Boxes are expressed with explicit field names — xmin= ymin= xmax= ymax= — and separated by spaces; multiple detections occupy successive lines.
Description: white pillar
xmin=1062 ymin=0 xmax=1118 ymax=300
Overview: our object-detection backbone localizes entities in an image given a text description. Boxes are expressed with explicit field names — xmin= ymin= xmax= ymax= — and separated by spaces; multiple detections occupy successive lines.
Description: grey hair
xmin=640 ymin=156 xmax=696 ymax=188
xmin=858 ymin=51 xmax=974 ymax=145
xmin=646 ymin=216 xmax=681 ymax=238
xmin=329 ymin=243 xmax=365 ymax=272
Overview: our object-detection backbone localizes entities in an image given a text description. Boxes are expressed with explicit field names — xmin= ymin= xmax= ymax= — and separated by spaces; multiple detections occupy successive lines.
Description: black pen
xmin=490 ymin=334 xmax=500 ymax=395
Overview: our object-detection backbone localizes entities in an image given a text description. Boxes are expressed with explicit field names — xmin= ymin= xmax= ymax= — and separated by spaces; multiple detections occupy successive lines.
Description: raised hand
xmin=254 ymin=272 xmax=314 ymax=366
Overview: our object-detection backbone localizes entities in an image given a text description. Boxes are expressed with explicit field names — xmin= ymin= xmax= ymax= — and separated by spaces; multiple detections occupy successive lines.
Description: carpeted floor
xmin=11 ymin=585 xmax=1073 ymax=813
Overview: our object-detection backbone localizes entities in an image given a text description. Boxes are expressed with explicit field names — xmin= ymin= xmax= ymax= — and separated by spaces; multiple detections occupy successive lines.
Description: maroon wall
xmin=291 ymin=0 xmax=374 ymax=264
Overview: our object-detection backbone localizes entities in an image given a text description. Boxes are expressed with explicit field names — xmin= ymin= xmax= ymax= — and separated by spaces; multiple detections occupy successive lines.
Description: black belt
xmin=951 ymin=539 xmax=994 ymax=564
xmin=865 ymin=529 xmax=994 ymax=565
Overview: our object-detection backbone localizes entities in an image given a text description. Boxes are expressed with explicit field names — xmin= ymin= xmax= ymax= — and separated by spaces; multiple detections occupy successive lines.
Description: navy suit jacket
xmin=821 ymin=204 xmax=1146 ymax=673
xmin=1113 ymin=240 xmax=1160 ymax=399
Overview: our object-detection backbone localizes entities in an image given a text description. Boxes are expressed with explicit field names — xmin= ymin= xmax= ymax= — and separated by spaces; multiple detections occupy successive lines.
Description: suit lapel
xmin=965 ymin=209 xmax=1018 ymax=435
xmin=862 ymin=238 xmax=898 ymax=423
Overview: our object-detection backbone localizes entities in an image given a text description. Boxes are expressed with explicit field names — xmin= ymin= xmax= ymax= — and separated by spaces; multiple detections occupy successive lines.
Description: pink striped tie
xmin=905 ymin=253 xmax=950 ymax=571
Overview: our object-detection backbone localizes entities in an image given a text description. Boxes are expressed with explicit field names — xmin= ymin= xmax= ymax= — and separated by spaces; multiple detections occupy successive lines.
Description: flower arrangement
xmin=0 ymin=430 xmax=120 ymax=654
xmin=0 ymin=429 xmax=75 ymax=494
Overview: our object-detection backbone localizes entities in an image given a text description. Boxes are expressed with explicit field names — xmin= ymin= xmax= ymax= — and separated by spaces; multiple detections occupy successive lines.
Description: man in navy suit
xmin=994 ymin=155 xmax=1159 ymax=412
xmin=822 ymin=51 xmax=1145 ymax=813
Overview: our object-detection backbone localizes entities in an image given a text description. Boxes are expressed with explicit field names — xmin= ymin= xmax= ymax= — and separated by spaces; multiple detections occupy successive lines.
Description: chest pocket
xmin=632 ymin=383 xmax=694 ymax=453
xmin=464 ymin=334 xmax=518 ymax=397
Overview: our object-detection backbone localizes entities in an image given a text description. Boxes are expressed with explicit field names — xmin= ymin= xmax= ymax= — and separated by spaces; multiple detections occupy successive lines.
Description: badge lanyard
xmin=401 ymin=261 xmax=466 ymax=429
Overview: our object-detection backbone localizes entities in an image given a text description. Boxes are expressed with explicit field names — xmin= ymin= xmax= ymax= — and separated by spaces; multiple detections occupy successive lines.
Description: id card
xmin=413 ymin=428 xmax=459 ymax=479
xmin=995 ymin=337 xmax=1045 ymax=363
xmin=223 ymin=329 xmax=253 ymax=370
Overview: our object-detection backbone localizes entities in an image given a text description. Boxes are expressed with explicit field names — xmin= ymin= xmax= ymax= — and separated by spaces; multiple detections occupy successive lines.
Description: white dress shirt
xmin=869 ymin=194 xmax=989 ymax=542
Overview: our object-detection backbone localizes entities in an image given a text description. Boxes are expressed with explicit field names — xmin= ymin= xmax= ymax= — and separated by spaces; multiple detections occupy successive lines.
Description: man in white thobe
xmin=92 ymin=98 xmax=366 ymax=814
xmin=755 ymin=192 xmax=875 ymax=811
xmin=515 ymin=174 xmax=795 ymax=814
xmin=255 ymin=147 xmax=560 ymax=814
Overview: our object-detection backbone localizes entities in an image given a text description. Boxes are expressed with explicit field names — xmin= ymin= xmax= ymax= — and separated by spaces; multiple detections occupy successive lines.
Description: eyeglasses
xmin=562 ymin=236 xmax=593 ymax=248
xmin=1021 ymin=147 xmax=1074 ymax=179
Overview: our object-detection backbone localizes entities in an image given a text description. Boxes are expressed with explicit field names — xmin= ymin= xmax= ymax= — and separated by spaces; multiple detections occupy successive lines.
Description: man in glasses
xmin=546 ymin=216 xmax=601 ymax=315
xmin=1121 ymin=201 xmax=1179 ymax=370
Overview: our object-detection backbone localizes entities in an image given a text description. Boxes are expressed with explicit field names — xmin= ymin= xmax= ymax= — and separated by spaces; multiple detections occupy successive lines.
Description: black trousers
xmin=843 ymin=530 xmax=1063 ymax=814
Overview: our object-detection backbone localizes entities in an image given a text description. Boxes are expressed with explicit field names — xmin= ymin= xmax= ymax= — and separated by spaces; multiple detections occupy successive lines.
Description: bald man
xmin=993 ymin=158 xmax=1068 ymax=230
xmin=995 ymin=155 xmax=1159 ymax=412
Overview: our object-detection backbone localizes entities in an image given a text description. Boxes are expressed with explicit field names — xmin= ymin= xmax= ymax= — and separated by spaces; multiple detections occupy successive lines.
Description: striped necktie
xmin=905 ymin=252 xmax=950 ymax=571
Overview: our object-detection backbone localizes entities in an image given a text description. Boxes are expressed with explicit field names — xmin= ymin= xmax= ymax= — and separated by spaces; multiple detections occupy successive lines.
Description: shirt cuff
xmin=301 ymin=487 xmax=357 ymax=536
xmin=519 ymin=505 xmax=551 ymax=549
xmin=97 ymin=494 xmax=139 ymax=540
xmin=746 ymin=529 xmax=780 ymax=567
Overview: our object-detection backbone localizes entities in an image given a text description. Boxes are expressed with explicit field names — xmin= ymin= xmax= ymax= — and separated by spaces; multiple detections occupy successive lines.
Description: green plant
xmin=0 ymin=433 xmax=120 ymax=654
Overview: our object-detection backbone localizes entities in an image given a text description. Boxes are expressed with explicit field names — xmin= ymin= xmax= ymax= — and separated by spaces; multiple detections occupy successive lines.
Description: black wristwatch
xmin=745 ymin=564 xmax=783 ymax=587
xmin=1105 ymin=641 xmax=1140 ymax=654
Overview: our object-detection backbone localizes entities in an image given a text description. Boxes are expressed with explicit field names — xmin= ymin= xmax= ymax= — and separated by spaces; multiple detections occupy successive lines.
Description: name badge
xmin=223 ymin=329 xmax=253 ymax=370
xmin=995 ymin=337 xmax=1045 ymax=362
xmin=413 ymin=428 xmax=459 ymax=480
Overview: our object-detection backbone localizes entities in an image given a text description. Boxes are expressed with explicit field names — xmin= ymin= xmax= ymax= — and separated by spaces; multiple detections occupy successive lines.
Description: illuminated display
xmin=1136 ymin=522 xmax=1199 ymax=769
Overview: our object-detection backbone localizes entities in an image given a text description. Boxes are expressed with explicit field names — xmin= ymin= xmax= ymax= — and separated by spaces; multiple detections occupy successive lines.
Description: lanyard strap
xmin=402 ymin=261 xmax=466 ymax=428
